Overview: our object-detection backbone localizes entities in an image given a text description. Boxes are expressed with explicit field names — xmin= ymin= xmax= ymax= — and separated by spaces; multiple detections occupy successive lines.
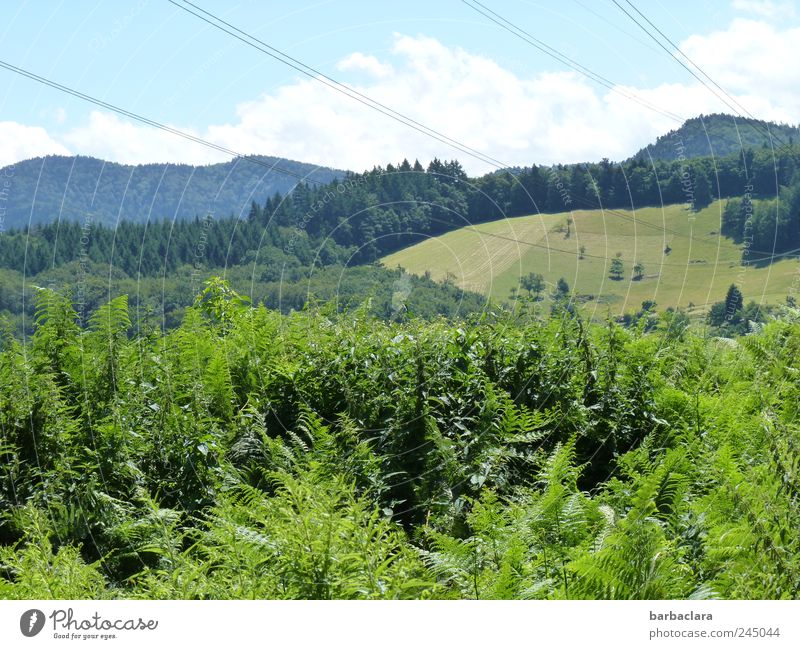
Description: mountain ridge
xmin=632 ymin=113 xmax=800 ymax=161
xmin=3 ymin=113 xmax=798 ymax=230
xmin=0 ymin=154 xmax=345 ymax=230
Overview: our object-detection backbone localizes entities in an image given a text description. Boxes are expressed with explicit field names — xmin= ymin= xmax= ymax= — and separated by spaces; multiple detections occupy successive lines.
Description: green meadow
xmin=381 ymin=201 xmax=800 ymax=315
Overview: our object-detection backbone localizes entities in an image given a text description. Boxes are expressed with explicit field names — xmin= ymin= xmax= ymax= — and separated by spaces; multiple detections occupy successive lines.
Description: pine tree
xmin=724 ymin=284 xmax=744 ymax=320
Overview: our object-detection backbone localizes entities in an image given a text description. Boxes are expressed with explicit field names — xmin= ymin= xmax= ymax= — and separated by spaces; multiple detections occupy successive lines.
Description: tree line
xmin=1 ymin=144 xmax=798 ymax=280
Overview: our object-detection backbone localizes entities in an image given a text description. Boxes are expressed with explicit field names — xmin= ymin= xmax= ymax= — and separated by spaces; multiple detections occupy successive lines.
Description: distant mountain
xmin=0 ymin=154 xmax=345 ymax=230
xmin=633 ymin=113 xmax=800 ymax=161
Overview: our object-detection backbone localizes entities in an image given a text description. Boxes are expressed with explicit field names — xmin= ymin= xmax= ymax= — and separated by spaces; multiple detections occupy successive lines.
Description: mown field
xmin=0 ymin=279 xmax=798 ymax=599
xmin=382 ymin=201 xmax=800 ymax=314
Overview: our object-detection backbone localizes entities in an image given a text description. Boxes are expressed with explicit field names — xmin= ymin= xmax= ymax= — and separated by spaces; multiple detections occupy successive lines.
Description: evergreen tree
xmin=692 ymin=168 xmax=713 ymax=211
xmin=724 ymin=283 xmax=744 ymax=319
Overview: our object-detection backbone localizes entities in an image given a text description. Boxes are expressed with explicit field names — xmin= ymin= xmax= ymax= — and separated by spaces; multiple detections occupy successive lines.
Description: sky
xmin=1 ymin=0 xmax=799 ymax=174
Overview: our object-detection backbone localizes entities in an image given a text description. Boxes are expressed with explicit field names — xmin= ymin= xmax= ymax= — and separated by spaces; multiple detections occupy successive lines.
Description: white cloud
xmin=679 ymin=19 xmax=800 ymax=121
xmin=0 ymin=122 xmax=70 ymax=167
xmin=61 ymin=111 xmax=224 ymax=166
xmin=197 ymin=35 xmax=705 ymax=172
xmin=4 ymin=23 xmax=800 ymax=174
xmin=196 ymin=29 xmax=800 ymax=172
xmin=335 ymin=52 xmax=392 ymax=78
xmin=731 ymin=0 xmax=795 ymax=19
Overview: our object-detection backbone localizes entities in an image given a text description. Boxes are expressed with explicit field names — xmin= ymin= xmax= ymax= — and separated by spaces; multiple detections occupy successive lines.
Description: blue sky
xmin=1 ymin=0 xmax=798 ymax=172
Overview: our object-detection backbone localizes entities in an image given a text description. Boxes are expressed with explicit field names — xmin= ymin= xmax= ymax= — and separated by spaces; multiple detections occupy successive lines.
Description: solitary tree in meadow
xmin=724 ymin=283 xmax=744 ymax=318
xmin=521 ymin=272 xmax=546 ymax=300
xmin=610 ymin=257 xmax=625 ymax=280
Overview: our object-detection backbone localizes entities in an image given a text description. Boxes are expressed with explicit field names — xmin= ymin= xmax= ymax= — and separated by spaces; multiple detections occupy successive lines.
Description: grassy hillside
xmin=381 ymin=200 xmax=798 ymax=315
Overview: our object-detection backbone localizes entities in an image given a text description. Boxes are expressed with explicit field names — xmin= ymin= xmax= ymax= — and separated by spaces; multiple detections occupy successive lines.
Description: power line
xmin=460 ymin=0 xmax=684 ymax=123
xmin=608 ymin=0 xmax=799 ymax=272
xmin=452 ymin=0 xmax=754 ymax=248
xmin=459 ymin=0 xmax=794 ymax=194
xmin=570 ymin=0 xmax=664 ymax=57
xmin=458 ymin=0 xmax=794 ymax=253
xmin=610 ymin=0 xmax=797 ymax=157
xmin=0 ymin=58 xmax=763 ymax=262
xmin=169 ymin=0 xmax=513 ymax=172
xmin=619 ymin=0 xmax=758 ymax=123
xmin=170 ymin=1 xmax=728 ymax=255
xmin=0 ymin=12 xmax=776 ymax=263
xmin=174 ymin=0 xmax=796 ymax=259
xmin=0 ymin=55 xmax=733 ymax=252
xmin=0 ymin=59 xmax=329 ymax=187
xmin=610 ymin=0 xmax=744 ymax=116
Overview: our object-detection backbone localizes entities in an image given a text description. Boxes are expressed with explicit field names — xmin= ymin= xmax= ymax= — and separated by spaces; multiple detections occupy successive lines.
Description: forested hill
xmin=3 ymin=145 xmax=799 ymax=282
xmin=1 ymin=134 xmax=799 ymax=332
xmin=633 ymin=113 xmax=800 ymax=161
xmin=0 ymin=154 xmax=345 ymax=229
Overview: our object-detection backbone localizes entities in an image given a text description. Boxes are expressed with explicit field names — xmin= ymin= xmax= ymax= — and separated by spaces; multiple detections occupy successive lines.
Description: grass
xmin=381 ymin=201 xmax=800 ymax=315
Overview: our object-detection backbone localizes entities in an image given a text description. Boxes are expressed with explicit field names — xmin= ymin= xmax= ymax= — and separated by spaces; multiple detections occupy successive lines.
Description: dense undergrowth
xmin=0 ymin=279 xmax=798 ymax=599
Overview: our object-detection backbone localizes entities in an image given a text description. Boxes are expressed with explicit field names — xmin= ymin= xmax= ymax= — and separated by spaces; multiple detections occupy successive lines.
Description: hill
xmin=381 ymin=200 xmax=799 ymax=314
xmin=0 ymin=144 xmax=796 ymax=329
xmin=0 ymin=154 xmax=345 ymax=229
xmin=632 ymin=113 xmax=800 ymax=161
